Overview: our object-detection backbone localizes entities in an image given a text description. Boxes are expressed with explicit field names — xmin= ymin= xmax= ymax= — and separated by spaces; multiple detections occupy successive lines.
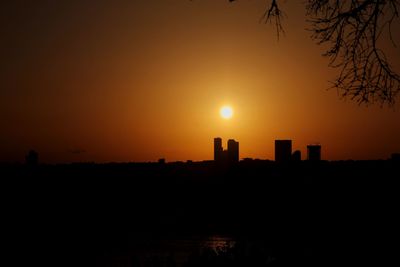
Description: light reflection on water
xmin=126 ymin=235 xmax=236 ymax=267
xmin=100 ymin=235 xmax=282 ymax=267
xmin=200 ymin=235 xmax=235 ymax=252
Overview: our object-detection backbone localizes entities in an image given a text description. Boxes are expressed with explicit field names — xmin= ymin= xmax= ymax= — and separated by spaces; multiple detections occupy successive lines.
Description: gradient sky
xmin=1 ymin=0 xmax=400 ymax=163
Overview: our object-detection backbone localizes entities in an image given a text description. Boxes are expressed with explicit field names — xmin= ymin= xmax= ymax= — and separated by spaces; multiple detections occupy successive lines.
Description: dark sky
xmin=1 ymin=0 xmax=400 ymax=163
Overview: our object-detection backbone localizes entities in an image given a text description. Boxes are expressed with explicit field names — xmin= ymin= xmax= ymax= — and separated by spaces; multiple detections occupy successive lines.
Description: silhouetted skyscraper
xmin=214 ymin=137 xmax=223 ymax=162
xmin=214 ymin=138 xmax=239 ymax=163
xmin=307 ymin=144 xmax=321 ymax=161
xmin=275 ymin=140 xmax=292 ymax=162
xmin=228 ymin=139 xmax=239 ymax=163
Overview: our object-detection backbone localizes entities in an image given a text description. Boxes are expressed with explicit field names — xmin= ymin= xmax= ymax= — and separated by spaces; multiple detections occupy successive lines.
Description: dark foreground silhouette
xmin=2 ymin=159 xmax=399 ymax=266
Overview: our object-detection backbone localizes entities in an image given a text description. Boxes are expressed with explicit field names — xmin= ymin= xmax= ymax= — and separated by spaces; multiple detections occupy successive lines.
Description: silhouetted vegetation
xmin=229 ymin=0 xmax=400 ymax=105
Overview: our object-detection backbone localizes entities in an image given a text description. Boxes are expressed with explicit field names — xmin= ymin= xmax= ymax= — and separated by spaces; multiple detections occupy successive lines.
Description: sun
xmin=220 ymin=106 xmax=233 ymax=119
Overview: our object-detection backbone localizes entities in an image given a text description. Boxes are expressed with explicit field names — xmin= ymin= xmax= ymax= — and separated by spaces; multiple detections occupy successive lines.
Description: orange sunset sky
xmin=1 ymin=0 xmax=400 ymax=163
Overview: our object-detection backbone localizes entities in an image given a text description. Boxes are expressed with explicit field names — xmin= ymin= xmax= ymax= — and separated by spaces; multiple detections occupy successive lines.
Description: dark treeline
xmin=2 ymin=160 xmax=398 ymax=266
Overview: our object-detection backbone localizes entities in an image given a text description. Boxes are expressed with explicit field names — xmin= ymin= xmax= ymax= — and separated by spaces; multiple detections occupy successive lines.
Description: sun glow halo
xmin=220 ymin=106 xmax=233 ymax=119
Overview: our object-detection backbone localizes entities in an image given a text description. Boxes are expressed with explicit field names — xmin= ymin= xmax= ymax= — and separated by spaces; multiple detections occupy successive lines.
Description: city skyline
xmin=19 ymin=137 xmax=400 ymax=164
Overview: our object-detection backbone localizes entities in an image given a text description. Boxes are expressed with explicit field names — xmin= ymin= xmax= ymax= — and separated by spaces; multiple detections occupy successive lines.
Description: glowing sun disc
xmin=220 ymin=106 xmax=233 ymax=119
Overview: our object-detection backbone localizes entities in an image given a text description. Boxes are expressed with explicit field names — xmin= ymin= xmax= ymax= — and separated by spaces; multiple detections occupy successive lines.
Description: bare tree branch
xmin=260 ymin=0 xmax=286 ymax=40
xmin=306 ymin=0 xmax=400 ymax=105
xmin=228 ymin=0 xmax=400 ymax=105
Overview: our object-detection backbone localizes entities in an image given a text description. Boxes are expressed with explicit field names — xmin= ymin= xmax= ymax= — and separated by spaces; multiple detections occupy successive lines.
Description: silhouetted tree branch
xmin=229 ymin=0 xmax=400 ymax=105
xmin=260 ymin=0 xmax=286 ymax=40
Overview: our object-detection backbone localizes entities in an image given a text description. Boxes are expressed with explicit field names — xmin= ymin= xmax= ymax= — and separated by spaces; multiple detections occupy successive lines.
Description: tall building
xmin=227 ymin=139 xmax=239 ymax=163
xmin=275 ymin=140 xmax=292 ymax=162
xmin=307 ymin=144 xmax=321 ymax=161
xmin=214 ymin=137 xmax=223 ymax=162
xmin=214 ymin=138 xmax=239 ymax=163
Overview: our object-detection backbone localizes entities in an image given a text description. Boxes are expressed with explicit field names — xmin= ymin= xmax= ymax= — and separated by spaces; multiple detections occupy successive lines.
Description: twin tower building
xmin=214 ymin=138 xmax=239 ymax=163
xmin=214 ymin=138 xmax=321 ymax=163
